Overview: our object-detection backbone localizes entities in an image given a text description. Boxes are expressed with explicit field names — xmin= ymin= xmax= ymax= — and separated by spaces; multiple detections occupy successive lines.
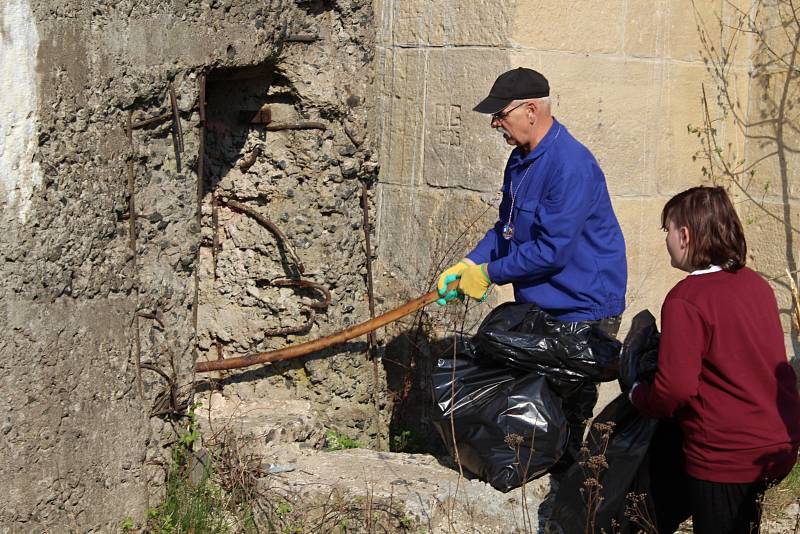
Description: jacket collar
xmin=507 ymin=117 xmax=562 ymax=170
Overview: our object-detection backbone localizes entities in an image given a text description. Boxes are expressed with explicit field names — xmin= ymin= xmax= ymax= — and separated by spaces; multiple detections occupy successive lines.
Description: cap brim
xmin=472 ymin=96 xmax=510 ymax=114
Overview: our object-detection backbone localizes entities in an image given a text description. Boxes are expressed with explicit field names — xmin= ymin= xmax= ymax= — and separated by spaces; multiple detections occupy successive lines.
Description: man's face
xmin=491 ymin=101 xmax=532 ymax=148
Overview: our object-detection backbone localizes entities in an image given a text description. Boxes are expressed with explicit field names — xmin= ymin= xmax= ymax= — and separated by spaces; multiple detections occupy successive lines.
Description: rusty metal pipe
xmin=195 ymin=281 xmax=458 ymax=373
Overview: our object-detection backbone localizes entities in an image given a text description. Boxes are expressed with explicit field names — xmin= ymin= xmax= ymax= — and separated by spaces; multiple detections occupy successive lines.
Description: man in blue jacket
xmin=438 ymin=67 xmax=627 ymax=334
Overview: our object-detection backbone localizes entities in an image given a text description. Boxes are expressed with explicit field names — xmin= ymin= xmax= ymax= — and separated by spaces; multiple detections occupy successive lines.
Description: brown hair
xmin=661 ymin=186 xmax=747 ymax=272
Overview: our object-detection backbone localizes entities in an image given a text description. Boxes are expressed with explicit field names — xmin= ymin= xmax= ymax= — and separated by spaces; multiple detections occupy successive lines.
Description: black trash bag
xmin=546 ymin=309 xmax=671 ymax=534
xmin=431 ymin=350 xmax=569 ymax=493
xmin=549 ymin=381 xmax=599 ymax=475
xmin=472 ymin=302 xmax=622 ymax=396
xmin=618 ymin=310 xmax=660 ymax=391
xmin=545 ymin=394 xmax=660 ymax=534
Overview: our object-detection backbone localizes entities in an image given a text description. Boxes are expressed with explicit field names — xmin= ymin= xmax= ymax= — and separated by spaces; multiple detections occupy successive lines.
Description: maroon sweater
xmin=631 ymin=267 xmax=800 ymax=483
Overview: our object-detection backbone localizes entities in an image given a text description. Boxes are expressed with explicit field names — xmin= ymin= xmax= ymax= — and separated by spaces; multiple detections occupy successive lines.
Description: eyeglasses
xmin=492 ymin=101 xmax=527 ymax=121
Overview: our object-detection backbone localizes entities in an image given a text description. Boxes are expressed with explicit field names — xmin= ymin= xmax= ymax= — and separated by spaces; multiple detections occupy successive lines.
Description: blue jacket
xmin=466 ymin=119 xmax=627 ymax=321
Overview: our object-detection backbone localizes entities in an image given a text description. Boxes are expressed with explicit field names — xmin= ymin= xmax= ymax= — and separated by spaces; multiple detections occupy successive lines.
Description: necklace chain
xmin=502 ymin=124 xmax=561 ymax=240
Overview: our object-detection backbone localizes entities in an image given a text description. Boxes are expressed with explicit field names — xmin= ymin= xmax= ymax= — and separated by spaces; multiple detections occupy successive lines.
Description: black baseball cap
xmin=473 ymin=67 xmax=550 ymax=114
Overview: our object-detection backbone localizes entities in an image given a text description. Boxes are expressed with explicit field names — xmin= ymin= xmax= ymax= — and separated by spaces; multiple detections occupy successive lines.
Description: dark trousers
xmin=652 ymin=422 xmax=769 ymax=534
xmin=657 ymin=476 xmax=767 ymax=534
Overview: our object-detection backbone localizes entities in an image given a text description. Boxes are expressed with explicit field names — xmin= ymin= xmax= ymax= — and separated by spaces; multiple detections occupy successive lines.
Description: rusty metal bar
xmin=137 ymin=310 xmax=165 ymax=329
xmin=193 ymin=73 xmax=207 ymax=338
xmin=195 ymin=281 xmax=458 ymax=373
xmin=130 ymin=112 xmax=172 ymax=130
xmin=264 ymin=122 xmax=325 ymax=131
xmin=264 ymin=308 xmax=316 ymax=337
xmin=285 ymin=33 xmax=317 ymax=42
xmin=272 ymin=278 xmax=330 ymax=310
xmin=219 ymin=197 xmax=305 ymax=274
xmin=212 ymin=192 xmax=220 ymax=279
xmin=169 ymin=82 xmax=184 ymax=153
xmin=126 ymin=112 xmax=144 ymax=399
xmin=361 ymin=181 xmax=377 ymax=348
xmin=361 ymin=178 xmax=381 ymax=446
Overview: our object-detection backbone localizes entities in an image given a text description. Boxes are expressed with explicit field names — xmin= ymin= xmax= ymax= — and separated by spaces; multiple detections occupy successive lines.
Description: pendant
xmin=502 ymin=222 xmax=514 ymax=240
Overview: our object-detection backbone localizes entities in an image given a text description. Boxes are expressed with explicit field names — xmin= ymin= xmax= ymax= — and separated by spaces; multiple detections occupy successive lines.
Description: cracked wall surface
xmin=0 ymin=0 xmax=380 ymax=530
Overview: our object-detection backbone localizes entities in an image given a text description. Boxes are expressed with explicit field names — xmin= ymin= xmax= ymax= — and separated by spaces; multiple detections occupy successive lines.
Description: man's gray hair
xmin=514 ymin=96 xmax=551 ymax=111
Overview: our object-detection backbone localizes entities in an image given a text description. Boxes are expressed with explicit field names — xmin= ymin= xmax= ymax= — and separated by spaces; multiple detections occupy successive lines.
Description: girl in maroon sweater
xmin=630 ymin=186 xmax=800 ymax=534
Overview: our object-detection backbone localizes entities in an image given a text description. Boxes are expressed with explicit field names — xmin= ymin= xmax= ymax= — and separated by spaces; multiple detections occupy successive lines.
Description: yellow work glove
xmin=436 ymin=260 xmax=470 ymax=305
xmin=459 ymin=263 xmax=492 ymax=301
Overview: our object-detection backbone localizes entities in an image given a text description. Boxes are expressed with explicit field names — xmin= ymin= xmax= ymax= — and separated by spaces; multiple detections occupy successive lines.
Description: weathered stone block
xmin=516 ymin=51 xmax=661 ymax=196
xmin=624 ymin=0 xmax=752 ymax=63
xmin=375 ymin=184 xmax=498 ymax=288
xmin=376 ymin=48 xmax=427 ymax=187
xmin=613 ymin=196 xmax=686 ymax=337
xmin=512 ymin=1 xmax=625 ymax=54
xmin=377 ymin=48 xmax=511 ymax=191
xmin=738 ymin=199 xmax=800 ymax=335
xmin=421 ymin=50 xmax=511 ymax=191
xmin=377 ymin=0 xmax=513 ymax=47
xmin=654 ymin=63 xmax=744 ymax=195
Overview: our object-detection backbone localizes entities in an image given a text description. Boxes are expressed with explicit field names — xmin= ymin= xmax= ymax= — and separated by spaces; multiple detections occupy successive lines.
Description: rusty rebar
xmin=264 ymin=122 xmax=325 ymax=131
xmin=193 ymin=73 xmax=206 ymax=336
xmin=169 ymin=82 xmax=184 ymax=153
xmin=272 ymin=277 xmax=330 ymax=310
xmin=285 ymin=33 xmax=317 ymax=42
xmin=360 ymin=180 xmax=377 ymax=351
xmin=137 ymin=310 xmax=165 ymax=329
xmin=361 ymin=178 xmax=381 ymax=446
xmin=195 ymin=281 xmax=458 ymax=373
xmin=125 ymin=111 xmax=144 ymax=399
xmin=130 ymin=112 xmax=172 ymax=130
xmin=219 ymin=197 xmax=305 ymax=274
xmin=141 ymin=362 xmax=182 ymax=417
xmin=263 ymin=308 xmax=316 ymax=337
xmin=212 ymin=192 xmax=220 ymax=279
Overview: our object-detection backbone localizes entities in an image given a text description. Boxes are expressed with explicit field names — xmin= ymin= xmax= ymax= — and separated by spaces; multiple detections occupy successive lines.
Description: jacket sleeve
xmin=631 ymin=297 xmax=707 ymax=418
xmin=485 ymin=164 xmax=593 ymax=284
xmin=466 ymin=221 xmax=509 ymax=264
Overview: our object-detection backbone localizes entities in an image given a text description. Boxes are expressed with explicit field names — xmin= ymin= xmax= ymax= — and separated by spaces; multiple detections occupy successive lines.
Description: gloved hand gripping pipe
xmin=195 ymin=280 xmax=460 ymax=373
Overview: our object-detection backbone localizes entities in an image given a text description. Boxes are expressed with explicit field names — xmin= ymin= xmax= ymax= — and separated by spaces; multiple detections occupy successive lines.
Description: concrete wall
xmin=0 ymin=0 xmax=380 ymax=530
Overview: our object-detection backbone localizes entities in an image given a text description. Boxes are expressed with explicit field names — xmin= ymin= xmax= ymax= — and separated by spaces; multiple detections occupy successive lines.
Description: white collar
xmin=690 ymin=265 xmax=722 ymax=276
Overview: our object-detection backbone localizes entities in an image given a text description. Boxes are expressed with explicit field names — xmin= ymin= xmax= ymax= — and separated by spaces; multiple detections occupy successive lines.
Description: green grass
xmin=324 ymin=430 xmax=362 ymax=451
xmin=145 ymin=464 xmax=230 ymax=534
xmin=765 ymin=457 xmax=800 ymax=507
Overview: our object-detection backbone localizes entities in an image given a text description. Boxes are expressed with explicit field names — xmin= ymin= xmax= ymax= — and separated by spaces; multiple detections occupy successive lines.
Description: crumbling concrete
xmin=1 ymin=0 xmax=383 ymax=530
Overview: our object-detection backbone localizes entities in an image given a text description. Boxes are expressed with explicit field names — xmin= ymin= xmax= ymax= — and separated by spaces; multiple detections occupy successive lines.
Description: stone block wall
xmin=373 ymin=0 xmax=798 ymax=411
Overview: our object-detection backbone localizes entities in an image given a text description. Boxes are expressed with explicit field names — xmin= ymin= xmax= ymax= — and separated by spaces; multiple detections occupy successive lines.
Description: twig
xmin=787 ymin=269 xmax=800 ymax=334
